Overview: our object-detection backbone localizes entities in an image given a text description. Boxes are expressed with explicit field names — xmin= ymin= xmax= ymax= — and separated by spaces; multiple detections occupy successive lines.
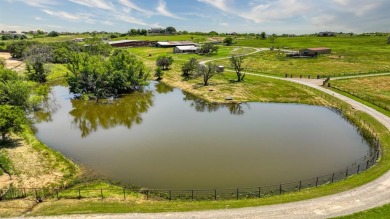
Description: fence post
xmin=298 ymin=181 xmax=302 ymax=191
xmin=169 ymin=190 xmax=171 ymax=201
xmin=366 ymin=160 xmax=370 ymax=169
xmin=214 ymin=189 xmax=217 ymax=200
xmin=191 ymin=190 xmax=194 ymax=201
xmin=315 ymin=177 xmax=319 ymax=187
xmin=258 ymin=187 xmax=261 ymax=198
xmin=357 ymin=164 xmax=360 ymax=174
xmin=236 ymin=189 xmax=239 ymax=200
xmin=146 ymin=190 xmax=149 ymax=200
xmin=123 ymin=188 xmax=126 ymax=200
xmin=279 ymin=184 xmax=282 ymax=194
xmin=101 ymin=189 xmax=103 ymax=199
xmin=331 ymin=173 xmax=335 ymax=183
xmin=345 ymin=168 xmax=349 ymax=178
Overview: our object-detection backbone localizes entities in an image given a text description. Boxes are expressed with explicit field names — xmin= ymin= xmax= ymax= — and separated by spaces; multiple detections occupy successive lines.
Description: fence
xmin=332 ymin=86 xmax=390 ymax=112
xmin=0 ymin=82 xmax=383 ymax=202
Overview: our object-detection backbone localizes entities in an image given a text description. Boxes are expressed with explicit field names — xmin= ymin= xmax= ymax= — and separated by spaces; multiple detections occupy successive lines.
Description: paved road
xmin=25 ymin=54 xmax=390 ymax=219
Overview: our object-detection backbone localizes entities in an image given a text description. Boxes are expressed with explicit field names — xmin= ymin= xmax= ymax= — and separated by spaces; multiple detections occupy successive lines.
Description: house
xmin=156 ymin=41 xmax=196 ymax=48
xmin=108 ymin=40 xmax=157 ymax=47
xmin=72 ymin=38 xmax=86 ymax=42
xmin=318 ymin=32 xmax=336 ymax=37
xmin=299 ymin=47 xmax=331 ymax=56
xmin=173 ymin=45 xmax=199 ymax=53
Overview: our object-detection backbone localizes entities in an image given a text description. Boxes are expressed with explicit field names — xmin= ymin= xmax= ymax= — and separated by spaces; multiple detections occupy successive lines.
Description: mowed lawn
xmin=331 ymin=76 xmax=390 ymax=110
xmin=212 ymin=35 xmax=390 ymax=77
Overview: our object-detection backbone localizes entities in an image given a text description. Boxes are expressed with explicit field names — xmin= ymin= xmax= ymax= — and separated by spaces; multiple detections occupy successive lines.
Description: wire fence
xmin=0 ymin=81 xmax=383 ymax=202
xmin=331 ymin=85 xmax=390 ymax=112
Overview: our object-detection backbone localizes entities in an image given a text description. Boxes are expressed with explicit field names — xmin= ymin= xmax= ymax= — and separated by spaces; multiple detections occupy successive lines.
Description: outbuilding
xmin=156 ymin=41 xmax=196 ymax=48
xmin=108 ymin=40 xmax=157 ymax=47
xmin=173 ymin=45 xmax=199 ymax=53
xmin=299 ymin=47 xmax=331 ymax=56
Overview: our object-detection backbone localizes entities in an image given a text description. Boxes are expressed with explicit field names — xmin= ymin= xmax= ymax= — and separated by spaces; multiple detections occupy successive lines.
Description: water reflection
xmin=182 ymin=91 xmax=247 ymax=115
xmin=154 ymin=82 xmax=174 ymax=94
xmin=33 ymin=91 xmax=60 ymax=123
xmin=69 ymin=91 xmax=153 ymax=138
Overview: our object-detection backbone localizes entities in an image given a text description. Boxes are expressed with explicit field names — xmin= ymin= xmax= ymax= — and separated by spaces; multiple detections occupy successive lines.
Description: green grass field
xmin=331 ymin=76 xmax=390 ymax=111
xmin=338 ymin=203 xmax=390 ymax=218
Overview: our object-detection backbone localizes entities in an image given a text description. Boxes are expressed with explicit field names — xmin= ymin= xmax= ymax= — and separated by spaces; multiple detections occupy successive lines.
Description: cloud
xmin=42 ymin=9 xmax=96 ymax=23
xmin=68 ymin=0 xmax=115 ymax=11
xmin=115 ymin=14 xmax=148 ymax=26
xmin=118 ymin=0 xmax=151 ymax=14
xmin=198 ymin=0 xmax=230 ymax=12
xmin=156 ymin=0 xmax=185 ymax=20
xmin=34 ymin=16 xmax=42 ymax=21
xmin=6 ymin=0 xmax=57 ymax=7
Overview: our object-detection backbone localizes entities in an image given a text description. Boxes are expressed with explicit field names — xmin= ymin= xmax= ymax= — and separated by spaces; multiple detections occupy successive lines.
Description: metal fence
xmin=0 ymin=145 xmax=380 ymax=202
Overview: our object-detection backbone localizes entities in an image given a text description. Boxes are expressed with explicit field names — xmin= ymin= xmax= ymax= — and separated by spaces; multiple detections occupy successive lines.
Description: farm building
xmin=299 ymin=47 xmax=331 ymax=56
xmin=173 ymin=46 xmax=199 ymax=53
xmin=318 ymin=32 xmax=336 ymax=37
xmin=108 ymin=40 xmax=157 ymax=47
xmin=72 ymin=38 xmax=86 ymax=42
xmin=156 ymin=41 xmax=196 ymax=48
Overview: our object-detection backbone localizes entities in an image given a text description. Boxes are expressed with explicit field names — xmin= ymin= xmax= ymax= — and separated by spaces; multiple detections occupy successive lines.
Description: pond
xmin=33 ymin=82 xmax=371 ymax=189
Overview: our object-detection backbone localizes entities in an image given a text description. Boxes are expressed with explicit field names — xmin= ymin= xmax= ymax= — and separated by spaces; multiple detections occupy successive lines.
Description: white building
xmin=173 ymin=46 xmax=199 ymax=54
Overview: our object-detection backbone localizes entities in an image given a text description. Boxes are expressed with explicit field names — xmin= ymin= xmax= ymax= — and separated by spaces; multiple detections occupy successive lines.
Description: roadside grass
xmin=330 ymin=76 xmax=390 ymax=111
xmin=337 ymin=203 xmax=390 ymax=219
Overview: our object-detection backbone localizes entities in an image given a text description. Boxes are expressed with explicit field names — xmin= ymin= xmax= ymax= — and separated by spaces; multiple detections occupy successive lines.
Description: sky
xmin=1 ymin=0 xmax=390 ymax=34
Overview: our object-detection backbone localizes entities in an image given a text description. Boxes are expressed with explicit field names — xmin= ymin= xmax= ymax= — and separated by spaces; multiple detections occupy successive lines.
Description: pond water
xmin=33 ymin=82 xmax=371 ymax=189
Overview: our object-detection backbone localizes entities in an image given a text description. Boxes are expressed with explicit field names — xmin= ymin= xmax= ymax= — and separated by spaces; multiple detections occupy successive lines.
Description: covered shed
xmin=156 ymin=41 xmax=196 ymax=48
xmin=108 ymin=40 xmax=157 ymax=47
xmin=173 ymin=46 xmax=199 ymax=53
xmin=299 ymin=47 xmax=331 ymax=56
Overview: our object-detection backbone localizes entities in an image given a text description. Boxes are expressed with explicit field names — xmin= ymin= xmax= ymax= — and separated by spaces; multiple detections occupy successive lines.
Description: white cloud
xmin=198 ymin=0 xmax=230 ymax=12
xmin=220 ymin=22 xmax=229 ymax=27
xmin=68 ymin=0 xmax=115 ymax=11
xmin=156 ymin=0 xmax=185 ymax=20
xmin=115 ymin=14 xmax=148 ymax=26
xmin=101 ymin=20 xmax=114 ymax=26
xmin=118 ymin=0 xmax=150 ymax=14
xmin=42 ymin=9 xmax=96 ymax=23
xmin=34 ymin=16 xmax=42 ymax=20
xmin=6 ymin=0 xmax=58 ymax=7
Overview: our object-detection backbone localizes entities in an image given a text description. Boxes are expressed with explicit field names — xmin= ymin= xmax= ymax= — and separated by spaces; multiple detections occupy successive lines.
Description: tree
xmin=67 ymin=50 xmax=149 ymax=101
xmin=195 ymin=63 xmax=223 ymax=86
xmin=83 ymin=37 xmax=112 ymax=57
xmin=154 ymin=67 xmax=163 ymax=80
xmin=156 ymin=55 xmax=173 ymax=70
xmin=199 ymin=43 xmax=219 ymax=55
xmin=223 ymin=36 xmax=234 ymax=46
xmin=269 ymin=34 xmax=277 ymax=49
xmin=209 ymin=31 xmax=218 ymax=36
xmin=24 ymin=44 xmax=53 ymax=82
xmin=0 ymin=105 xmax=25 ymax=142
xmin=181 ymin=58 xmax=198 ymax=79
xmin=260 ymin=32 xmax=267 ymax=40
xmin=7 ymin=41 xmax=39 ymax=58
xmin=47 ymin=31 xmax=59 ymax=37
xmin=166 ymin=26 xmax=176 ymax=34
xmin=230 ymin=55 xmax=246 ymax=82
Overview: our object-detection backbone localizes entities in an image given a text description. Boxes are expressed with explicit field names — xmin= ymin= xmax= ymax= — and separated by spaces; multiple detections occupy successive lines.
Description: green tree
xmin=83 ymin=37 xmax=112 ymax=57
xmin=7 ymin=41 xmax=39 ymax=59
xmin=195 ymin=63 xmax=223 ymax=86
xmin=223 ymin=36 xmax=234 ymax=46
xmin=0 ymin=105 xmax=25 ymax=142
xmin=156 ymin=55 xmax=174 ymax=70
xmin=230 ymin=55 xmax=246 ymax=82
xmin=260 ymin=32 xmax=267 ymax=39
xmin=181 ymin=57 xmax=198 ymax=79
xmin=24 ymin=44 xmax=53 ymax=83
xmin=47 ymin=31 xmax=59 ymax=37
xmin=166 ymin=26 xmax=176 ymax=34
xmin=270 ymin=34 xmax=277 ymax=49
xmin=154 ymin=67 xmax=163 ymax=80
xmin=209 ymin=31 xmax=218 ymax=36
xmin=199 ymin=43 xmax=218 ymax=55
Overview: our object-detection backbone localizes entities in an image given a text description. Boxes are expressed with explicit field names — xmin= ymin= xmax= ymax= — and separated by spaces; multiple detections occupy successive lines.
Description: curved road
xmin=29 ymin=50 xmax=390 ymax=219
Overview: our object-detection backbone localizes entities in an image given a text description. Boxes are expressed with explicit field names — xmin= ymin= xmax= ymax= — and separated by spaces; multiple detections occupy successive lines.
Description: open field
xmin=330 ymin=76 xmax=390 ymax=111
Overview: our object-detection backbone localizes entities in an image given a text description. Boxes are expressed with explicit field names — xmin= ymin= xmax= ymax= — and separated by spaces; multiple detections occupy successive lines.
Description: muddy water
xmin=33 ymin=82 xmax=371 ymax=189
